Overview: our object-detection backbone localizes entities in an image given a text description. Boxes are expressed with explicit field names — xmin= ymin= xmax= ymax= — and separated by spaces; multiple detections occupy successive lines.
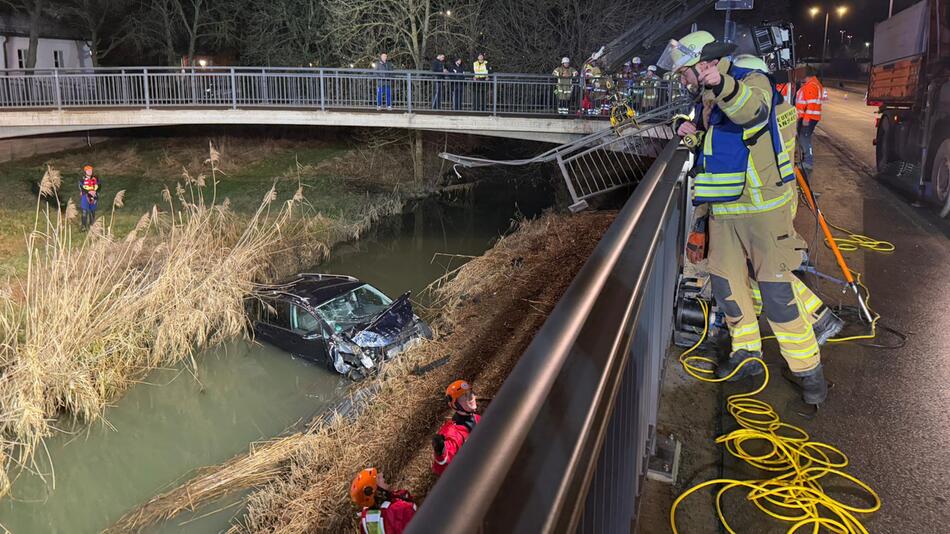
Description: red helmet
xmin=350 ymin=467 xmax=379 ymax=508
xmin=445 ymin=380 xmax=472 ymax=404
xmin=82 ymin=164 xmax=93 ymax=172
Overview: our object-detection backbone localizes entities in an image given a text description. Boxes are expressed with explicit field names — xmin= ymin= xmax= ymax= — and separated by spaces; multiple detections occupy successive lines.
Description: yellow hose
xmin=671 ymin=299 xmax=881 ymax=534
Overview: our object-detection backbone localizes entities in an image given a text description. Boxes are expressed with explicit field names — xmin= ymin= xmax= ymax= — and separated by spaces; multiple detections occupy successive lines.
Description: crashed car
xmin=248 ymin=273 xmax=432 ymax=379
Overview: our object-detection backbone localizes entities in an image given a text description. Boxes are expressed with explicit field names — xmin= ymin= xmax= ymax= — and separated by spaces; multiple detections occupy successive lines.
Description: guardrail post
xmin=406 ymin=72 xmax=412 ymax=113
xmin=492 ymin=74 xmax=498 ymax=116
xmin=319 ymin=69 xmax=325 ymax=111
xmin=230 ymin=68 xmax=237 ymax=109
xmin=53 ymin=69 xmax=61 ymax=110
xmin=121 ymin=68 xmax=129 ymax=104
xmin=143 ymin=68 xmax=150 ymax=109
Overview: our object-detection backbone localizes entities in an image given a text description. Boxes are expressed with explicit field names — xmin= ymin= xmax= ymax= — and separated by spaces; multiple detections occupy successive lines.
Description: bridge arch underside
xmin=0 ymin=109 xmax=623 ymax=144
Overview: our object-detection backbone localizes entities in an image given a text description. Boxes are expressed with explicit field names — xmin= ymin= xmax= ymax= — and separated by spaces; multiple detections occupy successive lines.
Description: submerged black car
xmin=248 ymin=274 xmax=432 ymax=379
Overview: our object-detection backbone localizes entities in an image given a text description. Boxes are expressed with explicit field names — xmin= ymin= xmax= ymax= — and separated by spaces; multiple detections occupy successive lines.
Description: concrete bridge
xmin=0 ymin=67 xmax=678 ymax=144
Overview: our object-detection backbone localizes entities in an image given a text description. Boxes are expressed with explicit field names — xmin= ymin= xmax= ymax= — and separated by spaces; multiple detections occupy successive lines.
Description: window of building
xmin=53 ymin=50 xmax=64 ymax=68
xmin=16 ymin=49 xmax=26 ymax=69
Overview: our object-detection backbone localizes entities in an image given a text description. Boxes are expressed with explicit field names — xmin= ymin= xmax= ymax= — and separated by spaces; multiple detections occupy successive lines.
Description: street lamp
xmin=810 ymin=5 xmax=848 ymax=65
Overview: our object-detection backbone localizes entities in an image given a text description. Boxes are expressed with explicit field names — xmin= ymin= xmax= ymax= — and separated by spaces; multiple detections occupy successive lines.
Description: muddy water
xmin=0 ymin=178 xmax=554 ymax=534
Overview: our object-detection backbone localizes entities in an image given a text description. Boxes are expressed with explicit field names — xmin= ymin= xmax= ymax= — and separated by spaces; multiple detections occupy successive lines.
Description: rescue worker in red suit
xmin=431 ymin=379 xmax=480 ymax=476
xmin=350 ymin=467 xmax=416 ymax=534
xmin=79 ymin=164 xmax=100 ymax=231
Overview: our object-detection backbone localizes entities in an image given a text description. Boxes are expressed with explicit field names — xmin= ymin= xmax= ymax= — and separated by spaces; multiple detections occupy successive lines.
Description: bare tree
xmin=170 ymin=0 xmax=234 ymax=63
xmin=130 ymin=0 xmax=233 ymax=66
xmin=55 ymin=0 xmax=134 ymax=66
xmin=323 ymin=0 xmax=481 ymax=69
xmin=1 ymin=0 xmax=48 ymax=68
xmin=239 ymin=0 xmax=328 ymax=66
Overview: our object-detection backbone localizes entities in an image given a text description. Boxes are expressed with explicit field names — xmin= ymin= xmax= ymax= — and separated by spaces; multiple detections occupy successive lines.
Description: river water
xmin=0 ymin=178 xmax=554 ymax=533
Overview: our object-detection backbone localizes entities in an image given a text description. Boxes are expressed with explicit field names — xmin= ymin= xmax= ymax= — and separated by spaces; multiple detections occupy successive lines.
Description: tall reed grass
xmin=0 ymin=144 xmax=320 ymax=497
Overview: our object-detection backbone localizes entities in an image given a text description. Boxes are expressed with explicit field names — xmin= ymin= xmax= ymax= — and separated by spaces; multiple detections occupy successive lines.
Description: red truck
xmin=869 ymin=0 xmax=950 ymax=217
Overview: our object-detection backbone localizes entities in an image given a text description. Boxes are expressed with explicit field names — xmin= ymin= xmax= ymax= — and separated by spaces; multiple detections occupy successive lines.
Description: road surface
xmin=816 ymin=86 xmax=878 ymax=167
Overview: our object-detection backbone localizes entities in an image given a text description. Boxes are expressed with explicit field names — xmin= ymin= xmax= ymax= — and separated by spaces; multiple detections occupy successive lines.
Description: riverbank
xmin=109 ymin=209 xmax=615 ymax=533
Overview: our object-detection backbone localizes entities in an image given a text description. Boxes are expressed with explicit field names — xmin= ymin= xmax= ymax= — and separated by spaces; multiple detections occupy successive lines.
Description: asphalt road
xmin=815 ymin=86 xmax=878 ymax=167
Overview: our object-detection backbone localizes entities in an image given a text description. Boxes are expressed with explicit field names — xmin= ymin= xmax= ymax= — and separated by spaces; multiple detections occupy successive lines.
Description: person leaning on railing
xmin=473 ymin=53 xmax=490 ymax=111
xmin=449 ymin=57 xmax=466 ymax=111
xmin=553 ymin=57 xmax=578 ymax=115
xmin=375 ymin=52 xmax=395 ymax=110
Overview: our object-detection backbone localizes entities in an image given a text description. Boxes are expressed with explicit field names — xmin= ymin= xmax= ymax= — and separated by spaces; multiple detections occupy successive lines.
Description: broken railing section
xmin=440 ymin=97 xmax=688 ymax=210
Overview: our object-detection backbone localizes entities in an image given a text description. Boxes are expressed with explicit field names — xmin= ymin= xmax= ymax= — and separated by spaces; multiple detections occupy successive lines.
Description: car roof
xmin=258 ymin=273 xmax=365 ymax=309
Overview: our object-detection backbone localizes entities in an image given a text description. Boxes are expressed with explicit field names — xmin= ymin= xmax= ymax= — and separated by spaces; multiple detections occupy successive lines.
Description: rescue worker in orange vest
xmin=432 ymin=379 xmax=480 ymax=475
xmin=662 ymin=31 xmax=835 ymax=405
xmin=795 ymin=67 xmax=823 ymax=171
xmin=79 ymin=164 xmax=100 ymax=231
xmin=350 ymin=467 xmax=417 ymax=534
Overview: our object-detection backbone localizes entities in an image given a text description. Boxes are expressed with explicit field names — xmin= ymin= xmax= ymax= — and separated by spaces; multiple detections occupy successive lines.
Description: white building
xmin=1 ymin=13 xmax=93 ymax=70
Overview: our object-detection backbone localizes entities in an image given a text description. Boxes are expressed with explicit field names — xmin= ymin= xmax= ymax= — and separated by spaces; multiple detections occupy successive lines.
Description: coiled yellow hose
xmin=671 ymin=299 xmax=881 ymax=534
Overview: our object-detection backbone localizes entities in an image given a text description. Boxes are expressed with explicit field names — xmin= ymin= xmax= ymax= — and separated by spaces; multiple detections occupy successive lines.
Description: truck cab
xmin=869 ymin=0 xmax=950 ymax=216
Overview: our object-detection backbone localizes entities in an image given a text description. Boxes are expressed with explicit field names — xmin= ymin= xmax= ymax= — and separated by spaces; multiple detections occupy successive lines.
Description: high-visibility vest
xmin=693 ymin=65 xmax=796 ymax=206
xmin=795 ymin=78 xmax=822 ymax=121
xmin=473 ymin=61 xmax=488 ymax=79
xmin=361 ymin=508 xmax=386 ymax=534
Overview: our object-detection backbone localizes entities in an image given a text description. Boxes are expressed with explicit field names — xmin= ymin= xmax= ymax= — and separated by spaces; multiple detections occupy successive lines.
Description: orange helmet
xmin=350 ymin=468 xmax=379 ymax=508
xmin=82 ymin=164 xmax=93 ymax=172
xmin=445 ymin=380 xmax=472 ymax=404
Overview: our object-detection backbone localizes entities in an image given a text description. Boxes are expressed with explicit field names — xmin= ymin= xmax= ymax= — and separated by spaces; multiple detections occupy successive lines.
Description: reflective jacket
xmin=359 ymin=491 xmax=417 ymax=534
xmin=432 ymin=413 xmax=480 ymax=475
xmin=795 ymin=77 xmax=823 ymax=121
xmin=473 ymin=60 xmax=488 ymax=79
xmin=552 ymin=66 xmax=577 ymax=96
xmin=691 ymin=58 xmax=797 ymax=217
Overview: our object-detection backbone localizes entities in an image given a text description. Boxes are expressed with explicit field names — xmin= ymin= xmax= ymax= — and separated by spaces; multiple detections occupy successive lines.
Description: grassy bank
xmin=109 ymin=210 xmax=616 ymax=533
xmin=0 ymin=135 xmax=424 ymax=498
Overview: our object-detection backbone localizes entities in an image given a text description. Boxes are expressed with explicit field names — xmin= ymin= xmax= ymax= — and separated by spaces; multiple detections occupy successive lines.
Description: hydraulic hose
xmin=671 ymin=299 xmax=881 ymax=534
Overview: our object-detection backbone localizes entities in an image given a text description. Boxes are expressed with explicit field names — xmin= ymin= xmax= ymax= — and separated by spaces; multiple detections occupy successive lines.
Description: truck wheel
xmin=935 ymin=139 xmax=950 ymax=218
xmin=876 ymin=115 xmax=894 ymax=172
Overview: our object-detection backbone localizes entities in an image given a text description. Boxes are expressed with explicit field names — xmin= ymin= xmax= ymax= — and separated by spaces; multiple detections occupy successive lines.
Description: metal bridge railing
xmin=407 ymin=139 xmax=691 ymax=534
xmin=0 ymin=66 xmax=678 ymax=118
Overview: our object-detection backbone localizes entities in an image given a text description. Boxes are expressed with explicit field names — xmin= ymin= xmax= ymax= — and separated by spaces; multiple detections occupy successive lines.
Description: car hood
xmin=350 ymin=292 xmax=417 ymax=347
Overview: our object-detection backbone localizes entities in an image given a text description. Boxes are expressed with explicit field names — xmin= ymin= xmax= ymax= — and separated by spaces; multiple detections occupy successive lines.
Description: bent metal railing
xmin=0 ymin=67 xmax=677 ymax=118
xmin=408 ymin=138 xmax=691 ymax=534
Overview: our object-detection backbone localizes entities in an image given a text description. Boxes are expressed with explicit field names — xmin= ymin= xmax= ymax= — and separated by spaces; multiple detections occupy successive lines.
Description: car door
xmin=253 ymin=297 xmax=298 ymax=353
xmin=288 ymin=304 xmax=331 ymax=365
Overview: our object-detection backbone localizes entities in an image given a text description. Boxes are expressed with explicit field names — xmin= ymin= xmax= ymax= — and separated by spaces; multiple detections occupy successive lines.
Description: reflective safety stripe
xmin=434 ymin=455 xmax=449 ymax=465
xmin=362 ymin=510 xmax=386 ymax=534
xmin=732 ymin=323 xmax=760 ymax=337
xmin=721 ymin=84 xmax=752 ymax=114
xmin=712 ymin=184 xmax=794 ymax=216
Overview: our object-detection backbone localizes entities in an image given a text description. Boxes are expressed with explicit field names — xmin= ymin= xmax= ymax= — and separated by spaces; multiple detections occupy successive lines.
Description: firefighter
xmin=641 ymin=65 xmax=660 ymax=110
xmin=582 ymin=59 xmax=608 ymax=116
xmin=432 ymin=379 xmax=480 ymax=475
xmin=795 ymin=66 xmax=824 ymax=171
xmin=552 ymin=57 xmax=578 ymax=115
xmin=660 ymin=31 xmax=831 ymax=405
xmin=350 ymin=467 xmax=417 ymax=534
xmin=79 ymin=164 xmax=100 ymax=231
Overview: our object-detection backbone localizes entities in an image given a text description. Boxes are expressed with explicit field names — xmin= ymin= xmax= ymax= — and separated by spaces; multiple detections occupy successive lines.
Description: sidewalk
xmin=639 ymin=133 xmax=950 ymax=533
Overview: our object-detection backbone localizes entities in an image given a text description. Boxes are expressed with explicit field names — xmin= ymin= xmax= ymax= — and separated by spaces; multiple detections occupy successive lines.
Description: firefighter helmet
xmin=350 ymin=468 xmax=379 ymax=508
xmin=657 ymin=30 xmax=737 ymax=72
xmin=445 ymin=380 xmax=473 ymax=403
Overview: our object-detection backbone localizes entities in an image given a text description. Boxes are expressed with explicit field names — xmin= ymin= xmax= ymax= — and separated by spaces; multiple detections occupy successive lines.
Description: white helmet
xmin=561 ymin=57 xmax=570 ymax=64
xmin=632 ymin=56 xmax=642 ymax=64
xmin=647 ymin=65 xmax=657 ymax=72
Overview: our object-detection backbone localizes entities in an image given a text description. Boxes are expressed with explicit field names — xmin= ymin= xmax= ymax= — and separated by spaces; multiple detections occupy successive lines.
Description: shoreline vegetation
xmin=109 ymin=210 xmax=616 ymax=533
xmin=0 ymin=136 xmax=423 ymax=500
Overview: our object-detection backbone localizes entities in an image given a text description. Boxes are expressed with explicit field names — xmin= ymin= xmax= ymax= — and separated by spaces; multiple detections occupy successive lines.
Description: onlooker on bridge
xmin=431 ymin=53 xmax=448 ymax=109
xmin=376 ymin=52 xmax=395 ymax=111
xmin=449 ymin=57 xmax=465 ymax=110
xmin=350 ymin=467 xmax=417 ymax=534
xmin=432 ymin=379 xmax=481 ymax=476
xmin=552 ymin=57 xmax=578 ymax=115
xmin=796 ymin=67 xmax=823 ymax=171
xmin=79 ymin=164 xmax=100 ymax=231
xmin=473 ymin=53 xmax=490 ymax=111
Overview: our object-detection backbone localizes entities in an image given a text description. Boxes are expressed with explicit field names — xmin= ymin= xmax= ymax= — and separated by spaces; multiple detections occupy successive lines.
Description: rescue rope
xmin=671 ymin=299 xmax=881 ymax=534
xmin=824 ymin=221 xmax=895 ymax=253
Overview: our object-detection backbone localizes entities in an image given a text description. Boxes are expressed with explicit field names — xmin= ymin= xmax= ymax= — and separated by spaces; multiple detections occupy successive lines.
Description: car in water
xmin=248 ymin=274 xmax=432 ymax=379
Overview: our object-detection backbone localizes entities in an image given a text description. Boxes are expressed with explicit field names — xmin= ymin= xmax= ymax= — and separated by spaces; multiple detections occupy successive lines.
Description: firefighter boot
xmin=792 ymin=364 xmax=828 ymax=405
xmin=812 ymin=306 xmax=845 ymax=345
xmin=715 ymin=349 xmax=765 ymax=381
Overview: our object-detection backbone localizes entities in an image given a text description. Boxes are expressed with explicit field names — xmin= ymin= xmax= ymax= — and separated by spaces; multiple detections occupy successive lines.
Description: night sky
xmin=790 ymin=0 xmax=923 ymax=55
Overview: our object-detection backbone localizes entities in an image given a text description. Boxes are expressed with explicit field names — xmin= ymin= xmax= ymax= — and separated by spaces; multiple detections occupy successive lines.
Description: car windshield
xmin=314 ymin=284 xmax=393 ymax=333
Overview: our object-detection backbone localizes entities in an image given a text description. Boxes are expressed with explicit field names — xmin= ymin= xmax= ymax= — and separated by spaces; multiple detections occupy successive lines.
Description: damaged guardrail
xmin=408 ymin=138 xmax=691 ymax=533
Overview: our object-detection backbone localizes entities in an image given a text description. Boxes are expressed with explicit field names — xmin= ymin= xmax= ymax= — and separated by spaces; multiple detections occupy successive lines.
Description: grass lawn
xmin=0 ymin=135 xmax=415 ymax=274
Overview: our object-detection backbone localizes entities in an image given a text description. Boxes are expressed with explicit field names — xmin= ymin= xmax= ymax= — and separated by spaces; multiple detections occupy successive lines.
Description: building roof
xmin=0 ymin=12 xmax=89 ymax=42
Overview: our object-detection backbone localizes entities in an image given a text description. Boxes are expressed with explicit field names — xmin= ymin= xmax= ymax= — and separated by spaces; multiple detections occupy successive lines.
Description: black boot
xmin=812 ymin=306 xmax=844 ymax=345
xmin=715 ymin=349 xmax=765 ymax=381
xmin=792 ymin=364 xmax=828 ymax=405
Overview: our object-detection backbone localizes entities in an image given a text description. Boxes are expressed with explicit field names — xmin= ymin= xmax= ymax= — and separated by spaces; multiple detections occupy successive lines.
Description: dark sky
xmin=790 ymin=0 xmax=922 ymax=54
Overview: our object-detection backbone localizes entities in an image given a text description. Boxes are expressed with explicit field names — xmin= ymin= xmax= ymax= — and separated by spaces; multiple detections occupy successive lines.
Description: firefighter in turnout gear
xmin=432 ymin=379 xmax=481 ymax=475
xmin=661 ymin=30 xmax=837 ymax=405
xmin=350 ymin=468 xmax=417 ymax=534
xmin=641 ymin=65 xmax=660 ymax=110
xmin=553 ymin=57 xmax=578 ymax=115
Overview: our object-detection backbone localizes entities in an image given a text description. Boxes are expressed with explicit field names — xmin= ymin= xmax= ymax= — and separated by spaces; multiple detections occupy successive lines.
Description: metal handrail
xmin=407 ymin=139 xmax=690 ymax=533
xmin=0 ymin=66 xmax=679 ymax=119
